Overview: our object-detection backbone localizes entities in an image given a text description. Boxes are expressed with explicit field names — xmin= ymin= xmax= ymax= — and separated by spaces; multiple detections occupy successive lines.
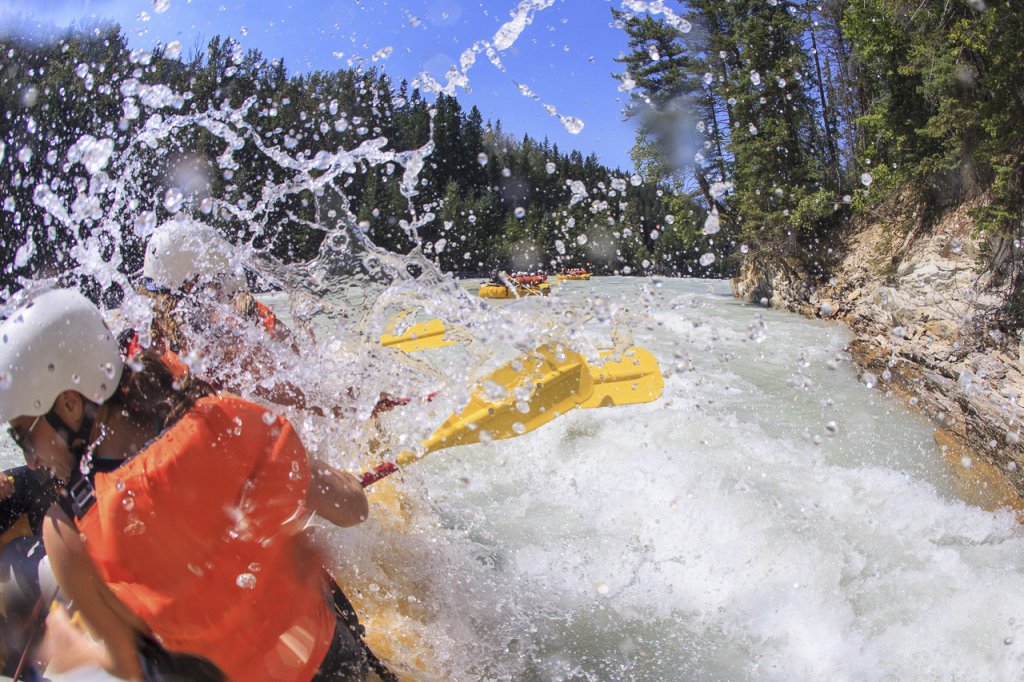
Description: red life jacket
xmin=77 ymin=395 xmax=334 ymax=681
xmin=254 ymin=300 xmax=279 ymax=338
xmin=126 ymin=332 xmax=190 ymax=382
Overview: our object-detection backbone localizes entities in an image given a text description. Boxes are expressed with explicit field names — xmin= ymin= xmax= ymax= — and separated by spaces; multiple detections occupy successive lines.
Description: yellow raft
xmin=478 ymin=283 xmax=550 ymax=298
xmin=557 ymin=272 xmax=591 ymax=281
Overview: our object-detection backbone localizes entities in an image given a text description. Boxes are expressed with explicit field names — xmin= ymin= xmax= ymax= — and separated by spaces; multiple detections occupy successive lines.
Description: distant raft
xmin=478 ymin=283 xmax=550 ymax=299
xmin=556 ymin=272 xmax=591 ymax=281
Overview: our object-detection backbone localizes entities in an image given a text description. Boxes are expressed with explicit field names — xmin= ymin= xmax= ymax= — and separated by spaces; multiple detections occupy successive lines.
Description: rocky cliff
xmin=733 ymin=201 xmax=1024 ymax=511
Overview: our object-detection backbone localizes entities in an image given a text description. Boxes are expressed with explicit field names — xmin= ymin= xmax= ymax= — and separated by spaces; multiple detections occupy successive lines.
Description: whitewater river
xmin=4 ymin=276 xmax=1024 ymax=681
xmin=315 ymin=276 xmax=1024 ymax=681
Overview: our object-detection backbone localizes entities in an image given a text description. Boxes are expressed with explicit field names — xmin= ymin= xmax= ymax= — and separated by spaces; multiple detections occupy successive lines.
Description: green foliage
xmin=1 ymin=23 xmax=695 ymax=297
xmin=614 ymin=0 xmax=1024 ymax=322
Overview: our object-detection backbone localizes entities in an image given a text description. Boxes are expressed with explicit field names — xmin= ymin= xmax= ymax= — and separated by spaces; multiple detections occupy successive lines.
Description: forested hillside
xmin=614 ymin=0 xmax=1024 ymax=331
xmin=0 ymin=22 xmax=730 ymax=299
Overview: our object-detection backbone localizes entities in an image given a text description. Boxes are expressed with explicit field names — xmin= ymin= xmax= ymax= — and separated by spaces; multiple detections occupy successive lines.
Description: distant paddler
xmin=479 ymin=270 xmax=550 ymax=298
xmin=557 ymin=266 xmax=592 ymax=281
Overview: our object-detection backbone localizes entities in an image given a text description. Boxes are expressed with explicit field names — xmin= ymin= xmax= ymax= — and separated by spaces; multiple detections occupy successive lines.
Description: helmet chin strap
xmin=43 ymin=400 xmax=99 ymax=477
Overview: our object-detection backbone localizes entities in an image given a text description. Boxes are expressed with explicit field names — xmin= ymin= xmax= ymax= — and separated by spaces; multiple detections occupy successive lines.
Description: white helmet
xmin=0 ymin=289 xmax=123 ymax=423
xmin=142 ymin=218 xmax=245 ymax=293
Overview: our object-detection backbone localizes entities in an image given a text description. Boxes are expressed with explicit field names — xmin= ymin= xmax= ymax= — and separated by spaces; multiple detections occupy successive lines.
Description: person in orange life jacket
xmin=1 ymin=289 xmax=372 ymax=681
xmin=134 ymin=218 xmax=409 ymax=419
xmin=129 ymin=218 xmax=309 ymax=407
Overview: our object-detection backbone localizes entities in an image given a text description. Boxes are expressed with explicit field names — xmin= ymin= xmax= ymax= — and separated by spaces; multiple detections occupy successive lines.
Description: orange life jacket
xmin=126 ymin=332 xmax=190 ymax=382
xmin=77 ymin=395 xmax=334 ymax=681
xmin=254 ymin=300 xmax=279 ymax=338
xmin=127 ymin=299 xmax=279 ymax=384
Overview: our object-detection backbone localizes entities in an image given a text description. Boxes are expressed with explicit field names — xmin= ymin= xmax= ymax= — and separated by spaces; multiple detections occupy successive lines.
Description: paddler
xmin=132 ymin=217 xmax=404 ymax=419
xmin=0 ymin=288 xmax=381 ymax=680
xmin=129 ymin=217 xmax=311 ymax=408
xmin=0 ymin=465 xmax=61 ymax=677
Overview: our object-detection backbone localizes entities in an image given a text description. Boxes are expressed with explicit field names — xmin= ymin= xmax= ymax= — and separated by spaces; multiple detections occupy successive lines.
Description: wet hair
xmin=231 ymin=290 xmax=260 ymax=321
xmin=137 ymin=284 xmax=189 ymax=354
xmin=111 ymin=349 xmax=214 ymax=432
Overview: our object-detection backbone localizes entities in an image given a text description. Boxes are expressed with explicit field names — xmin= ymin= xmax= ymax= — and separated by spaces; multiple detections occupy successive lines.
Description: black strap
xmin=322 ymin=568 xmax=398 ymax=682
xmin=136 ymin=633 xmax=226 ymax=682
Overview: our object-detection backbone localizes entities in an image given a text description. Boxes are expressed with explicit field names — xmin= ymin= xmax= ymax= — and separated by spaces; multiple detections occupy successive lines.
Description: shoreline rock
xmin=734 ymin=202 xmax=1024 ymax=512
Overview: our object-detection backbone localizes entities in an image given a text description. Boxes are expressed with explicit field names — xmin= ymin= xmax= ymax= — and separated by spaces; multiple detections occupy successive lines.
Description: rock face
xmin=735 ymin=202 xmax=1024 ymax=509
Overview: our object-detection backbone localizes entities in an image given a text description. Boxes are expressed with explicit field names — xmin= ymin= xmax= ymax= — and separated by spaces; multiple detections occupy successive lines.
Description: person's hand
xmin=37 ymin=605 xmax=116 ymax=677
xmin=0 ymin=474 xmax=15 ymax=500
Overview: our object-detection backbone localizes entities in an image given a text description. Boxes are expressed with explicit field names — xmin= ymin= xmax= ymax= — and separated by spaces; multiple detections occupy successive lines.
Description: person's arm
xmin=307 ymin=459 xmax=369 ymax=528
xmin=42 ymin=507 xmax=147 ymax=680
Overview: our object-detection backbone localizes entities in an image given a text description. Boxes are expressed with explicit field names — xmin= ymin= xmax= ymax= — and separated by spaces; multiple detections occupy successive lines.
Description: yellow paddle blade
xmin=379 ymin=318 xmax=454 ymax=352
xmin=580 ymin=346 xmax=664 ymax=409
xmin=395 ymin=344 xmax=593 ymax=468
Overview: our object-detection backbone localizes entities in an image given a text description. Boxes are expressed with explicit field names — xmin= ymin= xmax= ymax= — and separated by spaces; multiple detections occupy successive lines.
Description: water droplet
xmin=516 ymin=400 xmax=530 ymax=414
xmin=699 ymin=253 xmax=716 ymax=267
xmin=122 ymin=495 xmax=135 ymax=512
xmin=165 ymin=40 xmax=181 ymax=58
xmin=236 ymin=573 xmax=257 ymax=590
xmin=961 ymin=456 xmax=972 ymax=469
xmin=702 ymin=211 xmax=720 ymax=235
xmin=123 ymin=516 xmax=146 ymax=535
xmin=152 ymin=0 xmax=170 ymax=13
xmin=477 ymin=152 xmax=488 ymax=166
xmin=595 ymin=582 xmax=609 ymax=594
xmin=545 ymin=161 xmax=556 ymax=174
xmin=750 ymin=71 xmax=761 ymax=86
xmin=748 ymin=123 xmax=758 ymax=135
xmin=825 ymin=421 xmax=838 ymax=436
xmin=163 ymin=187 xmax=183 ymax=212
xmin=514 ymin=206 xmax=526 ymax=219
xmin=560 ymin=116 xmax=584 ymax=134
xmin=576 ymin=234 xmax=588 ymax=245
xmin=630 ymin=174 xmax=642 ymax=187
xmin=188 ymin=563 xmax=204 ymax=576
xmin=950 ymin=237 xmax=962 ymax=254
xmin=512 ymin=422 xmax=526 ymax=435
xmin=248 ymin=562 xmax=261 ymax=573
xmin=262 ymin=411 xmax=276 ymax=425
xmin=860 ymin=172 xmax=873 ymax=187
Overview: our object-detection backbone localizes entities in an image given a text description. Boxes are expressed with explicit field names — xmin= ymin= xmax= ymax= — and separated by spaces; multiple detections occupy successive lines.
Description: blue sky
xmin=1 ymin=0 xmax=644 ymax=171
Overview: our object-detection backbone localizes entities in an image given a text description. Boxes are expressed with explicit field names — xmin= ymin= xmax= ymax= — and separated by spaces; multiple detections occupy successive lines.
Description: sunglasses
xmin=7 ymin=415 xmax=42 ymax=455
